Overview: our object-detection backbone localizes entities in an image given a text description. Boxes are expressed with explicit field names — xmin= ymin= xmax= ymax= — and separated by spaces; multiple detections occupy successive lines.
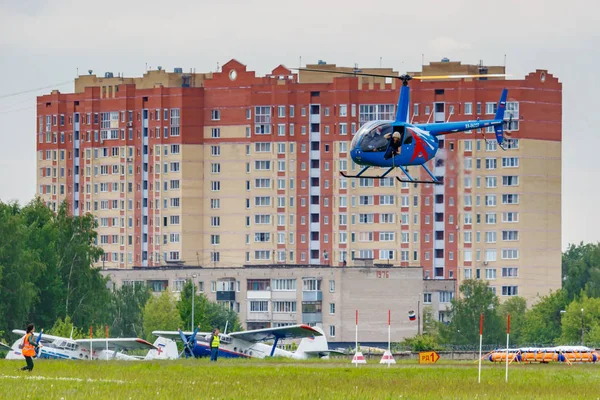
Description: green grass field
xmin=1 ymin=358 xmax=599 ymax=399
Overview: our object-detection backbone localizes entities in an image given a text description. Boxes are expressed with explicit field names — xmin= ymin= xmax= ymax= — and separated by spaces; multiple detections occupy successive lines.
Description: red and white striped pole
xmin=355 ymin=310 xmax=359 ymax=368
xmin=478 ymin=313 xmax=484 ymax=383
xmin=505 ymin=314 xmax=511 ymax=382
xmin=387 ymin=310 xmax=391 ymax=368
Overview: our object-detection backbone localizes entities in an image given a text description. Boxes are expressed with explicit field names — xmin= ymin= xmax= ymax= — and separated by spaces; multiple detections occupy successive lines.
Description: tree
xmin=53 ymin=202 xmax=108 ymax=327
xmin=520 ymin=289 xmax=569 ymax=345
xmin=142 ymin=291 xmax=182 ymax=342
xmin=176 ymin=281 xmax=242 ymax=332
xmin=562 ymin=242 xmax=600 ymax=300
xmin=49 ymin=316 xmax=86 ymax=339
xmin=422 ymin=306 xmax=440 ymax=338
xmin=109 ymin=283 xmax=151 ymax=338
xmin=499 ymin=296 xmax=527 ymax=345
xmin=0 ymin=201 xmax=42 ymax=337
xmin=439 ymin=280 xmax=503 ymax=345
xmin=559 ymin=296 xmax=600 ymax=345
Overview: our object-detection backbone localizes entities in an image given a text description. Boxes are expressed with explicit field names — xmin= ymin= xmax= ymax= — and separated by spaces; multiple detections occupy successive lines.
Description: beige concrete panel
xmin=204 ymin=126 xmax=249 ymax=139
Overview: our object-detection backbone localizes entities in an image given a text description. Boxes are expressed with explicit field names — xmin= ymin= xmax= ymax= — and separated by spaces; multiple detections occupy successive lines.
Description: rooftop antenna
xmin=504 ymin=54 xmax=507 ymax=68
xmin=380 ymin=57 xmax=382 ymax=68
xmin=422 ymin=54 xmax=425 ymax=66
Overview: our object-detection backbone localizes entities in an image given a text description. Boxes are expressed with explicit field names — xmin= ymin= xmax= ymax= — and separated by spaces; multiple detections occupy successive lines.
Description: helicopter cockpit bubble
xmin=357 ymin=121 xmax=394 ymax=152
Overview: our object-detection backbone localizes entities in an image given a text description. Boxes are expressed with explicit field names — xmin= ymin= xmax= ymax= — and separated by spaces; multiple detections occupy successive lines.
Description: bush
xmin=401 ymin=334 xmax=441 ymax=352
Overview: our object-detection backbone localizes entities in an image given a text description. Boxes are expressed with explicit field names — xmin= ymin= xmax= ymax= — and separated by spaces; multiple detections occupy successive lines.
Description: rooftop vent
xmin=88 ymin=69 xmax=93 ymax=75
xmin=441 ymin=57 xmax=450 ymax=62
xmin=157 ymin=66 xmax=162 ymax=71
xmin=174 ymin=67 xmax=183 ymax=74
xmin=104 ymin=72 xmax=114 ymax=78
xmin=317 ymin=60 xmax=326 ymax=65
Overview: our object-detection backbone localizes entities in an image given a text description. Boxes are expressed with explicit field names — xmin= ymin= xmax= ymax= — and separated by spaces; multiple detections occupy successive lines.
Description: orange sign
xmin=418 ymin=351 xmax=440 ymax=364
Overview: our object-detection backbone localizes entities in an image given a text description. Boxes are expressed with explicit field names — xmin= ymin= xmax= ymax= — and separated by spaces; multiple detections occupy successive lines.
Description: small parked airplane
xmin=153 ymin=324 xmax=341 ymax=359
xmin=4 ymin=329 xmax=178 ymax=361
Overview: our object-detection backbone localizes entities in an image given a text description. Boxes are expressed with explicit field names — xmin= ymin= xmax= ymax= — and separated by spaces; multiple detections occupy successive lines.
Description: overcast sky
xmin=0 ymin=0 xmax=597 ymax=250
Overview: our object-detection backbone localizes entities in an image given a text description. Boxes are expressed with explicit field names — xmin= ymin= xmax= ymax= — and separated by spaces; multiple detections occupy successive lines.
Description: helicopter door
xmin=401 ymin=129 xmax=414 ymax=154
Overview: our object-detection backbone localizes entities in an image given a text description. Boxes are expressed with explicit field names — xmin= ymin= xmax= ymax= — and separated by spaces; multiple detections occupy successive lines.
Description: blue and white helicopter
xmin=298 ymin=68 xmax=511 ymax=185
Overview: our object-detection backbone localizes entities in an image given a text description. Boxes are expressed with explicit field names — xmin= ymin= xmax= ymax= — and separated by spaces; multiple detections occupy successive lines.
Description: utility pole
xmin=417 ymin=299 xmax=421 ymax=336
xmin=191 ymin=273 xmax=197 ymax=331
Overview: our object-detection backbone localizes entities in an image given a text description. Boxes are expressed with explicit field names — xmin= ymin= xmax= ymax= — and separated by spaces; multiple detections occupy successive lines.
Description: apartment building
xmin=101 ymin=264 xmax=439 ymax=346
xmin=37 ymin=58 xmax=562 ymax=303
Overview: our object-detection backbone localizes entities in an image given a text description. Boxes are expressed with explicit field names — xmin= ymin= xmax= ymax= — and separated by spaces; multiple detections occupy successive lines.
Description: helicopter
xmin=296 ymin=68 xmax=510 ymax=185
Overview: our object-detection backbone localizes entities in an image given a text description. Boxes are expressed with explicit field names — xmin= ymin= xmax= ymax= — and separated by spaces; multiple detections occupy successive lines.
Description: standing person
xmin=209 ymin=328 xmax=220 ymax=362
xmin=20 ymin=324 xmax=41 ymax=372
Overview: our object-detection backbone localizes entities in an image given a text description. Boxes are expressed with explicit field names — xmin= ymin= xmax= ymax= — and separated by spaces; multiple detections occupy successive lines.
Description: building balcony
xmin=272 ymin=313 xmax=298 ymax=322
xmin=271 ymin=291 xmax=297 ymax=300
xmin=247 ymin=290 xmax=271 ymax=300
xmin=302 ymin=291 xmax=322 ymax=302
xmin=302 ymin=312 xmax=322 ymax=324
xmin=216 ymin=291 xmax=236 ymax=301
xmin=247 ymin=311 xmax=270 ymax=321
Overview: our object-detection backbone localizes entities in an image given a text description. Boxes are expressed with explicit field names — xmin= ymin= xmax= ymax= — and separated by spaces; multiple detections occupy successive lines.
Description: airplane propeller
xmin=178 ymin=326 xmax=199 ymax=358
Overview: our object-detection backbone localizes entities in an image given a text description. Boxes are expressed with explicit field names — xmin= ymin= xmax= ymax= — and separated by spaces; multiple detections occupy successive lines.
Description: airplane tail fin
xmin=295 ymin=326 xmax=330 ymax=357
xmin=493 ymin=89 xmax=508 ymax=144
xmin=145 ymin=337 xmax=178 ymax=360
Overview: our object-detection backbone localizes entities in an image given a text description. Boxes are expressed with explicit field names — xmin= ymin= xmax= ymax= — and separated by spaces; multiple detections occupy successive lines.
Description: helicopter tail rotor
xmin=493 ymin=89 xmax=508 ymax=145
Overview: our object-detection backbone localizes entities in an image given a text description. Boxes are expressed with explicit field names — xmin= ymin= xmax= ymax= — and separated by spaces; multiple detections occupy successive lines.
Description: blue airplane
xmin=154 ymin=324 xmax=340 ymax=359
xmin=297 ymin=68 xmax=511 ymax=184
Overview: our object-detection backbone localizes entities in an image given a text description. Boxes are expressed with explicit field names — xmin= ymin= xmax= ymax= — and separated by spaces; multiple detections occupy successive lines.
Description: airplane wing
xmin=228 ymin=324 xmax=323 ymax=343
xmin=75 ymin=338 xmax=156 ymax=351
xmin=12 ymin=329 xmax=57 ymax=345
xmin=152 ymin=331 xmax=212 ymax=342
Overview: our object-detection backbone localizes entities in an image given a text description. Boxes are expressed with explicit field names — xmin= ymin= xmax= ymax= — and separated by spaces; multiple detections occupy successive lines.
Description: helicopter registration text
xmin=465 ymin=123 xmax=480 ymax=129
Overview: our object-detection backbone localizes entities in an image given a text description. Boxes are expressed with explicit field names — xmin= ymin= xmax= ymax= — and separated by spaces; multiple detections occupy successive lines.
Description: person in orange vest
xmin=20 ymin=324 xmax=42 ymax=372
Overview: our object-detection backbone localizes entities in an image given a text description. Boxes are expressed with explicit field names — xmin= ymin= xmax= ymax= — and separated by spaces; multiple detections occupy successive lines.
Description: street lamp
xmin=191 ymin=273 xmax=197 ymax=331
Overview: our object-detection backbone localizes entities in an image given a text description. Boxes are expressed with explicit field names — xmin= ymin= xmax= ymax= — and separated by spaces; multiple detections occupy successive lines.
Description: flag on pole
xmin=408 ymin=310 xmax=416 ymax=321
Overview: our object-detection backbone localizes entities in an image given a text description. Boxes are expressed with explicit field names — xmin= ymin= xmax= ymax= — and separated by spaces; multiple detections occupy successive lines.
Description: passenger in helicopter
xmin=383 ymin=131 xmax=402 ymax=159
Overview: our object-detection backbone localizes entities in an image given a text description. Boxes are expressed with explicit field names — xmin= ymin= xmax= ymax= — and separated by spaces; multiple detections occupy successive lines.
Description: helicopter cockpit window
xmin=360 ymin=123 xmax=393 ymax=152
xmin=403 ymin=129 xmax=413 ymax=145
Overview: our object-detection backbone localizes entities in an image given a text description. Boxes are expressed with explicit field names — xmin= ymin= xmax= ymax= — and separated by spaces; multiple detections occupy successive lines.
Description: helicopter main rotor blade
xmin=293 ymin=68 xmax=510 ymax=81
xmin=413 ymin=74 xmax=510 ymax=80
xmin=292 ymin=68 xmax=399 ymax=80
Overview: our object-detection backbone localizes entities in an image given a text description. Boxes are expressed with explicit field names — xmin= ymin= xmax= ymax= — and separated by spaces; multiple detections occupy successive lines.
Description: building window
xmin=211 ymin=110 xmax=220 ymax=120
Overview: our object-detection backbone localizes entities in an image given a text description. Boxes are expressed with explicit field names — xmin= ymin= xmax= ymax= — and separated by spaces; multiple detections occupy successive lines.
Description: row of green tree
xmin=402 ymin=242 xmax=600 ymax=351
xmin=0 ymin=199 xmax=239 ymax=344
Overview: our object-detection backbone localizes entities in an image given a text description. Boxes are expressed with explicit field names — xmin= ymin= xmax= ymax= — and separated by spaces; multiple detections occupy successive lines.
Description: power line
xmin=0 ymin=81 xmax=72 ymax=99
xmin=0 ymin=105 xmax=35 ymax=115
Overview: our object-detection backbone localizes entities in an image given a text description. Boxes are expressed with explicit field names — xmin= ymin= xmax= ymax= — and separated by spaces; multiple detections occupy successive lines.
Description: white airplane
xmin=153 ymin=324 xmax=342 ymax=360
xmin=4 ymin=329 xmax=178 ymax=361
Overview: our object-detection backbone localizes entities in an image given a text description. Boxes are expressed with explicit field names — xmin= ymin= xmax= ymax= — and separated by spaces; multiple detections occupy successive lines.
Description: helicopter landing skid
xmin=340 ymin=166 xmax=395 ymax=179
xmin=395 ymin=165 xmax=443 ymax=185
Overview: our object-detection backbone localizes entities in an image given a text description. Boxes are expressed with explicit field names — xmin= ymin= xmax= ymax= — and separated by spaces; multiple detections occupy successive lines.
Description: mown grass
xmin=1 ymin=357 xmax=600 ymax=399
